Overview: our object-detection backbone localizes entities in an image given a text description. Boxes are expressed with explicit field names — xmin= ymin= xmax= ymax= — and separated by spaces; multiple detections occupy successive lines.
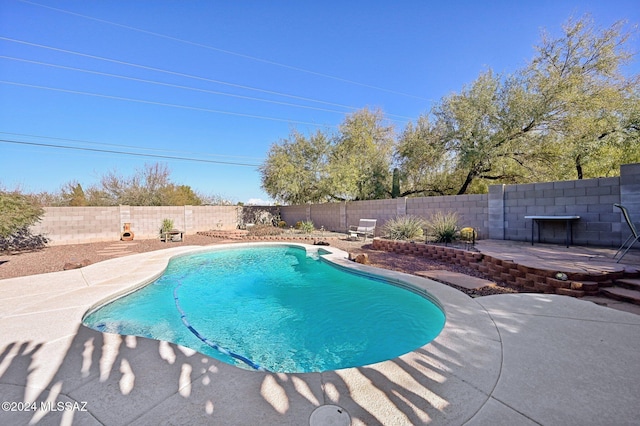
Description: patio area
xmin=1 ymin=241 xmax=639 ymax=425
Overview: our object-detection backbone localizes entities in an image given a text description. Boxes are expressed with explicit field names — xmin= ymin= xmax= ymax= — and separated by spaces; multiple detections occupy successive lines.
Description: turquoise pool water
xmin=83 ymin=245 xmax=445 ymax=373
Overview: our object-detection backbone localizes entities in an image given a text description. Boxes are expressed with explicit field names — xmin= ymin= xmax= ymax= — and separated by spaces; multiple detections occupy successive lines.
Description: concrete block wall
xmin=407 ymin=194 xmax=488 ymax=238
xmin=29 ymin=163 xmax=640 ymax=247
xmin=128 ymin=206 xmax=185 ymax=239
xmin=31 ymin=206 xmax=121 ymax=245
xmin=34 ymin=205 xmax=241 ymax=245
xmin=278 ymin=162 xmax=639 ymax=247
xmin=280 ymin=205 xmax=310 ymax=228
xmin=620 ymin=163 xmax=640 ymax=220
xmin=280 ymin=195 xmax=488 ymax=238
xmin=502 ymin=177 xmax=622 ymax=246
xmin=310 ymin=203 xmax=344 ymax=232
xmin=191 ymin=205 xmax=239 ymax=232
xmin=345 ymin=198 xmax=407 ymax=236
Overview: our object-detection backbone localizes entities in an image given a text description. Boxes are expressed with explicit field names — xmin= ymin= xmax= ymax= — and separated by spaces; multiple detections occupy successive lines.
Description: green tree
xmin=395 ymin=115 xmax=454 ymax=196
xmin=526 ymin=16 xmax=639 ymax=179
xmin=162 ymin=184 xmax=202 ymax=206
xmin=97 ymin=163 xmax=202 ymax=206
xmin=397 ymin=16 xmax=639 ymax=194
xmin=0 ymin=190 xmax=45 ymax=237
xmin=328 ymin=108 xmax=395 ymax=200
xmin=60 ymin=181 xmax=88 ymax=206
xmin=261 ymin=108 xmax=396 ymax=203
xmin=399 ymin=71 xmax=549 ymax=195
xmin=260 ymin=129 xmax=332 ymax=204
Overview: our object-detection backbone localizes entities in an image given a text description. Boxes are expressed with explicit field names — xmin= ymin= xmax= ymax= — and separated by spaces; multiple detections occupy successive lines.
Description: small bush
xmin=426 ymin=211 xmax=459 ymax=244
xmin=460 ymin=227 xmax=478 ymax=242
xmin=278 ymin=220 xmax=287 ymax=228
xmin=298 ymin=220 xmax=315 ymax=234
xmin=383 ymin=215 xmax=426 ymax=240
xmin=247 ymin=224 xmax=283 ymax=236
xmin=161 ymin=218 xmax=174 ymax=233
xmin=0 ymin=191 xmax=45 ymax=238
xmin=0 ymin=226 xmax=48 ymax=253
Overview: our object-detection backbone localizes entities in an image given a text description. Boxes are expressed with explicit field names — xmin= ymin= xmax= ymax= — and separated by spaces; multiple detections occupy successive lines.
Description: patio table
xmin=525 ymin=215 xmax=580 ymax=248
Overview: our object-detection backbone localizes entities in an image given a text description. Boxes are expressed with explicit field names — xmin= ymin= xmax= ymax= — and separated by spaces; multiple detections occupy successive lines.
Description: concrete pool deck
xmin=1 ymin=242 xmax=639 ymax=425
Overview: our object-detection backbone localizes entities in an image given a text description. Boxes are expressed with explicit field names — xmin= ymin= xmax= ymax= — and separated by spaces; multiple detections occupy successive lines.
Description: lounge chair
xmin=613 ymin=203 xmax=640 ymax=262
xmin=348 ymin=219 xmax=377 ymax=242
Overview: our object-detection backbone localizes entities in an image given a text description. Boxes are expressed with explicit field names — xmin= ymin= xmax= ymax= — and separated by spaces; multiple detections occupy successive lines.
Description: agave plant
xmin=426 ymin=211 xmax=459 ymax=244
xmin=161 ymin=218 xmax=174 ymax=234
xmin=383 ymin=215 xmax=426 ymax=240
xmin=298 ymin=220 xmax=315 ymax=234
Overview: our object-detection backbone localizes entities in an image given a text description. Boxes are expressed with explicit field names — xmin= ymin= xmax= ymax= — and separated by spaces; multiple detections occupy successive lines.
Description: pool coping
xmin=1 ymin=242 xmax=639 ymax=425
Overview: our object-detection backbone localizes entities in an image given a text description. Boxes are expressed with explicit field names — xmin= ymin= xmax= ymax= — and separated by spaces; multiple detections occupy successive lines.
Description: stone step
xmin=415 ymin=270 xmax=496 ymax=290
xmin=614 ymin=278 xmax=640 ymax=291
xmin=600 ymin=287 xmax=640 ymax=305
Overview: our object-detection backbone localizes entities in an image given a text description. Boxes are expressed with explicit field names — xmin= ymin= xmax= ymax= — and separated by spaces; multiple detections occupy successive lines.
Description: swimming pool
xmin=83 ymin=245 xmax=445 ymax=373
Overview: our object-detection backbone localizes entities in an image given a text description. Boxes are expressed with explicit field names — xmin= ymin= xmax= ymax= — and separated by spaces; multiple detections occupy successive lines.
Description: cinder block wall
xmin=33 ymin=205 xmax=239 ymax=245
xmin=28 ymin=163 xmax=640 ymax=247
xmin=279 ymin=163 xmax=640 ymax=247
xmin=502 ymin=178 xmax=621 ymax=246
xmin=31 ymin=206 xmax=121 ymax=245
xmin=346 ymin=199 xmax=407 ymax=236
xmin=310 ymin=203 xmax=344 ymax=232
xmin=407 ymin=194 xmax=488 ymax=237
xmin=191 ymin=205 xmax=239 ymax=231
xmin=129 ymin=206 xmax=185 ymax=239
xmin=279 ymin=195 xmax=488 ymax=238
xmin=280 ymin=205 xmax=309 ymax=228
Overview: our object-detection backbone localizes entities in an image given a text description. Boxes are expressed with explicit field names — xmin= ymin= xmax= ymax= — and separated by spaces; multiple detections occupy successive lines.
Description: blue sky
xmin=1 ymin=0 xmax=639 ymax=204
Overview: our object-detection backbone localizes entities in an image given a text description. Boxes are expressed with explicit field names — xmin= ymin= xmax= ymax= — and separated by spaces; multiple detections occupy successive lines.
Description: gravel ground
xmin=0 ymin=235 xmax=518 ymax=297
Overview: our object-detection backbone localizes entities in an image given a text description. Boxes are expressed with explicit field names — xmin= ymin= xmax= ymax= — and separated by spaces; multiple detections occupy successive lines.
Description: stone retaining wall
xmin=372 ymin=238 xmax=631 ymax=298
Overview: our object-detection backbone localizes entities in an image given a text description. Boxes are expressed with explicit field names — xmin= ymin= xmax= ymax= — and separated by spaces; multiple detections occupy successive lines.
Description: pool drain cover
xmin=309 ymin=404 xmax=351 ymax=426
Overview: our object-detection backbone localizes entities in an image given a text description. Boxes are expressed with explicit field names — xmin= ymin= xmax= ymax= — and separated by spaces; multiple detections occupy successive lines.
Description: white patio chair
xmin=348 ymin=219 xmax=377 ymax=242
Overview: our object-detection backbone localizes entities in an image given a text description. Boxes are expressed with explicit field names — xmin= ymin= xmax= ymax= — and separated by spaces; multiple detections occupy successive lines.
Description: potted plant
xmin=161 ymin=218 xmax=174 ymax=241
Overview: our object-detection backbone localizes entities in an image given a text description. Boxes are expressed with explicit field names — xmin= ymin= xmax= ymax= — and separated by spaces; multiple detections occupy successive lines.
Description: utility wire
xmin=0 ymin=138 xmax=263 ymax=167
xmin=0 ymin=37 xmax=379 ymax=115
xmin=18 ymin=0 xmax=432 ymax=102
xmin=2 ymin=55 xmax=414 ymax=119
xmin=0 ymin=131 xmax=265 ymax=161
xmin=0 ymin=80 xmax=330 ymax=127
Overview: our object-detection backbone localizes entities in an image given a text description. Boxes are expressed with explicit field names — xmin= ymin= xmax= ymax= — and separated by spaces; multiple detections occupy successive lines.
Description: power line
xmin=0 ymin=131 xmax=265 ymax=161
xmin=0 ymin=37 xmax=376 ymax=114
xmin=0 ymin=138 xmax=263 ymax=167
xmin=18 ymin=0 xmax=433 ymax=102
xmin=0 ymin=80 xmax=330 ymax=127
xmin=1 ymin=55 xmax=401 ymax=119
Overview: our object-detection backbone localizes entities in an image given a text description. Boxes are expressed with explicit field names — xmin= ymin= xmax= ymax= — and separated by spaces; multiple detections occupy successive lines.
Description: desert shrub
xmin=278 ymin=220 xmax=287 ymax=228
xmin=298 ymin=220 xmax=315 ymax=234
xmin=459 ymin=227 xmax=478 ymax=241
xmin=253 ymin=209 xmax=279 ymax=225
xmin=161 ymin=218 xmax=174 ymax=233
xmin=0 ymin=191 xmax=48 ymax=253
xmin=383 ymin=215 xmax=426 ymax=240
xmin=0 ymin=191 xmax=44 ymax=237
xmin=0 ymin=226 xmax=49 ymax=253
xmin=247 ymin=224 xmax=283 ymax=236
xmin=426 ymin=211 xmax=459 ymax=243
